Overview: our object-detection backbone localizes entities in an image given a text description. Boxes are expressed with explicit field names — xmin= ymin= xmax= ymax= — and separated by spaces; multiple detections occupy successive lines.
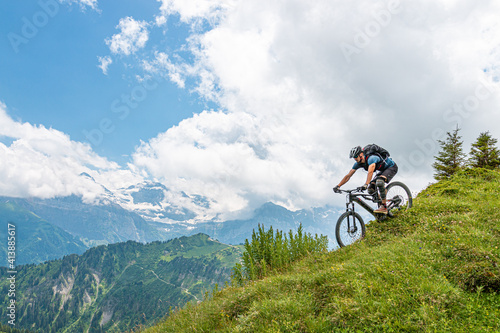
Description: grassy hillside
xmin=143 ymin=168 xmax=500 ymax=332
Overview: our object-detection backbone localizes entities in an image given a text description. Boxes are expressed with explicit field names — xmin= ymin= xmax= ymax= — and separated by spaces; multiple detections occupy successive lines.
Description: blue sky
xmin=1 ymin=0 xmax=209 ymax=163
xmin=1 ymin=0 xmax=500 ymax=219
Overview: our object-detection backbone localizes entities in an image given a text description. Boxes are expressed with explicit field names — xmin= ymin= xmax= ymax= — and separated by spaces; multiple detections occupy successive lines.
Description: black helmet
xmin=349 ymin=146 xmax=362 ymax=158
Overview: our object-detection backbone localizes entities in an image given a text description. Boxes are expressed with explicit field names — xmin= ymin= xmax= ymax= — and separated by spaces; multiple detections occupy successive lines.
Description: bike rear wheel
xmin=386 ymin=181 xmax=412 ymax=213
xmin=335 ymin=211 xmax=366 ymax=248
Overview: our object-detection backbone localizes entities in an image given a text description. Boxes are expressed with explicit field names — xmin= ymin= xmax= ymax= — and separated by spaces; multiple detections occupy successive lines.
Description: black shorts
xmin=377 ymin=164 xmax=398 ymax=183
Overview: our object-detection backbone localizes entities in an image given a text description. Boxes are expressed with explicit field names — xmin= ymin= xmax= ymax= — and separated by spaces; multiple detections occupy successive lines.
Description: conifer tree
xmin=432 ymin=126 xmax=466 ymax=180
xmin=469 ymin=131 xmax=500 ymax=169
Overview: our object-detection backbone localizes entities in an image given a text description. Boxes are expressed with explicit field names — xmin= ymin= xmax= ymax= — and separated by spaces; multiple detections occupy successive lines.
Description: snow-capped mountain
xmin=80 ymin=172 xmax=216 ymax=224
xmin=111 ymin=181 xmax=216 ymax=223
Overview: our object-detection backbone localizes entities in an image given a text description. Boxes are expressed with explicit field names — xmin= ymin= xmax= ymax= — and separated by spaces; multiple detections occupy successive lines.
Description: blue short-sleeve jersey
xmin=352 ymin=155 xmax=395 ymax=171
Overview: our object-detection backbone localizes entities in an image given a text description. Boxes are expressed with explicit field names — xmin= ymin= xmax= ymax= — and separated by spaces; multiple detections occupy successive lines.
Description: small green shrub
xmin=232 ymin=224 xmax=328 ymax=284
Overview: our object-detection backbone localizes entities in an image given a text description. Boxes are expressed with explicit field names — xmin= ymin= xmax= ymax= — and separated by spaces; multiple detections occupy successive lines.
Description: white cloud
xmin=60 ymin=0 xmax=99 ymax=10
xmin=155 ymin=14 xmax=167 ymax=27
xmin=0 ymin=102 xmax=142 ymax=202
xmin=156 ymin=0 xmax=237 ymax=27
xmin=142 ymin=52 xmax=186 ymax=88
xmin=131 ymin=0 xmax=500 ymax=214
xmin=97 ymin=56 xmax=112 ymax=75
xmin=106 ymin=17 xmax=149 ymax=56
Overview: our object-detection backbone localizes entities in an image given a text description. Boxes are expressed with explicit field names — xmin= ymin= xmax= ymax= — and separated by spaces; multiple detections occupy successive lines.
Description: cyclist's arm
xmin=365 ymin=163 xmax=376 ymax=185
xmin=337 ymin=169 xmax=356 ymax=187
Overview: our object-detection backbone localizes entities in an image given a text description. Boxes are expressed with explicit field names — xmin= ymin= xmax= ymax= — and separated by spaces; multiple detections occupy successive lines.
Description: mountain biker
xmin=333 ymin=145 xmax=398 ymax=214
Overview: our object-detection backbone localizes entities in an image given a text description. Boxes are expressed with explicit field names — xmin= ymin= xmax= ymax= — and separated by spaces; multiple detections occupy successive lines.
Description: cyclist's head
xmin=349 ymin=146 xmax=363 ymax=159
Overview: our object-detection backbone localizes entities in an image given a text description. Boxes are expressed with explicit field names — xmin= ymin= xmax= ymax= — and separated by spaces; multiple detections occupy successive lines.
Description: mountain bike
xmin=333 ymin=181 xmax=412 ymax=248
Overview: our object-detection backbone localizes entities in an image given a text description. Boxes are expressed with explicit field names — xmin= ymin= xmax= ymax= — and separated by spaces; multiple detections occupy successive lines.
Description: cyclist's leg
xmin=377 ymin=164 xmax=398 ymax=205
xmin=381 ymin=164 xmax=398 ymax=183
xmin=376 ymin=177 xmax=387 ymax=204
xmin=367 ymin=180 xmax=377 ymax=196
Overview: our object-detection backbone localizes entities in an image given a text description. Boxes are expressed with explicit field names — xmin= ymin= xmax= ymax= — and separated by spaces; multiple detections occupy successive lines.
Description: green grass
xmin=142 ymin=168 xmax=500 ymax=332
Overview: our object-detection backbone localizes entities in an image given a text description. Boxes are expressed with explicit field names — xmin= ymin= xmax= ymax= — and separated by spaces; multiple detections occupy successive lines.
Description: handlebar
xmin=333 ymin=187 xmax=365 ymax=194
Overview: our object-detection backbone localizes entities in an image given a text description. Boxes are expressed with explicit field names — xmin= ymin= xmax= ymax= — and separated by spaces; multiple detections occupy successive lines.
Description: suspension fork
xmin=344 ymin=193 xmax=355 ymax=231
xmin=345 ymin=193 xmax=364 ymax=231
xmin=345 ymin=193 xmax=355 ymax=213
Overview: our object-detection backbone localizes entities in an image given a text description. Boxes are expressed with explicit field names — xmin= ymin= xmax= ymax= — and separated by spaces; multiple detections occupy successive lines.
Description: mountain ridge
xmin=0 ymin=192 xmax=342 ymax=265
xmin=0 ymin=233 xmax=243 ymax=333
xmin=0 ymin=201 xmax=87 ymax=265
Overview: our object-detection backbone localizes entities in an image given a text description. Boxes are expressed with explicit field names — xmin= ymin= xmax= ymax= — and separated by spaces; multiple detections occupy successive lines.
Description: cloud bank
xmin=131 ymin=0 xmax=500 ymax=213
xmin=0 ymin=103 xmax=141 ymax=202
xmin=2 ymin=0 xmax=500 ymax=219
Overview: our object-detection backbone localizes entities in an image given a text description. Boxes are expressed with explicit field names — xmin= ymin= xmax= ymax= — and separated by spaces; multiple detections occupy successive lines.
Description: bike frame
xmin=341 ymin=190 xmax=393 ymax=219
xmin=347 ymin=192 xmax=376 ymax=216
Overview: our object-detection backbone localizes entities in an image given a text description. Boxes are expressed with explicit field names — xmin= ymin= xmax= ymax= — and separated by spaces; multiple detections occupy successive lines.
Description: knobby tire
xmin=386 ymin=181 xmax=413 ymax=212
xmin=335 ymin=211 xmax=365 ymax=248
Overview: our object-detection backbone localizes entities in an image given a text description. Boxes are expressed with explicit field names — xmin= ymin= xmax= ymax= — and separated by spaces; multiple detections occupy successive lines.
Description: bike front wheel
xmin=386 ymin=181 xmax=412 ymax=213
xmin=335 ymin=211 xmax=366 ymax=248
